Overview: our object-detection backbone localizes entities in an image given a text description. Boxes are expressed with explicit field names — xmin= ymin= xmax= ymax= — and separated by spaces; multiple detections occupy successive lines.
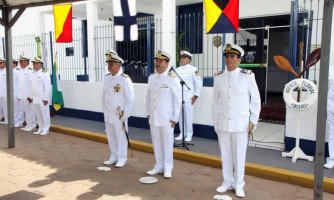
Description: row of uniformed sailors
xmin=102 ymin=44 xmax=260 ymax=198
xmin=0 ymin=56 xmax=51 ymax=135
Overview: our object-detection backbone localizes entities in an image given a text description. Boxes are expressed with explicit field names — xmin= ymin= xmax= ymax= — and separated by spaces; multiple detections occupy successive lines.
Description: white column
xmin=38 ymin=13 xmax=45 ymax=34
xmin=162 ymin=0 xmax=176 ymax=67
xmin=86 ymin=1 xmax=98 ymax=82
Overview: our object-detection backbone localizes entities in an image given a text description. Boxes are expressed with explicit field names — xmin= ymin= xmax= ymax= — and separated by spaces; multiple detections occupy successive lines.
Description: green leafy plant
xmin=176 ymin=32 xmax=189 ymax=67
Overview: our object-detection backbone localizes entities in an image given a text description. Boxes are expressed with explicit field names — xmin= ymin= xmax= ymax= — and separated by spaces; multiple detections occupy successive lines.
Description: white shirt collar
xmin=111 ymin=69 xmax=123 ymax=77
xmin=156 ymin=70 xmax=168 ymax=78
xmin=225 ymin=67 xmax=239 ymax=76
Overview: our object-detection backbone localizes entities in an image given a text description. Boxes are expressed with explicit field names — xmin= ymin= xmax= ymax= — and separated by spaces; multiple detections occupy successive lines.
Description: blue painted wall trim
xmin=284 ymin=136 xmax=329 ymax=157
xmin=56 ymin=107 xmax=218 ymax=140
xmin=57 ymin=107 xmax=331 ymax=158
xmin=57 ymin=107 xmax=104 ymax=122
xmin=57 ymin=107 xmax=330 ymax=157
xmin=203 ymin=77 xmax=213 ymax=87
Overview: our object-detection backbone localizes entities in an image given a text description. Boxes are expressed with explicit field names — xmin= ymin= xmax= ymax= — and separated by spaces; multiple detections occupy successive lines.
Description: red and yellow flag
xmin=204 ymin=0 xmax=239 ymax=33
xmin=53 ymin=4 xmax=73 ymax=43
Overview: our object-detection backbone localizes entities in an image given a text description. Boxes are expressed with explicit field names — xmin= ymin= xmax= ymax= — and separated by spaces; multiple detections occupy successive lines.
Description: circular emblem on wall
xmin=283 ymin=78 xmax=318 ymax=111
xmin=245 ymin=53 xmax=254 ymax=63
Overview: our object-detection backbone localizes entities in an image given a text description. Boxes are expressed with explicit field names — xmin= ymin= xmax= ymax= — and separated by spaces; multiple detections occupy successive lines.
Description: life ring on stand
xmin=283 ymin=78 xmax=318 ymax=111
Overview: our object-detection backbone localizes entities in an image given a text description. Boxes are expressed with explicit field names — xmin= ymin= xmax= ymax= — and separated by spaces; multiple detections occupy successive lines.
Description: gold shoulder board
xmin=214 ymin=71 xmax=223 ymax=76
xmin=168 ymin=72 xmax=177 ymax=78
xmin=240 ymin=69 xmax=252 ymax=74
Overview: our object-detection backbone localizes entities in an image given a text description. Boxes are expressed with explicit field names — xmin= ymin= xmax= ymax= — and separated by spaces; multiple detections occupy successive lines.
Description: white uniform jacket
xmin=29 ymin=69 xmax=52 ymax=104
xmin=212 ymin=67 xmax=261 ymax=132
xmin=0 ymin=68 xmax=6 ymax=97
xmin=174 ymin=64 xmax=202 ymax=102
xmin=18 ymin=67 xmax=33 ymax=100
xmin=328 ymin=64 xmax=334 ymax=112
xmin=328 ymin=79 xmax=334 ymax=112
xmin=13 ymin=68 xmax=20 ymax=99
xmin=145 ymin=71 xmax=182 ymax=126
xmin=102 ymin=70 xmax=135 ymax=124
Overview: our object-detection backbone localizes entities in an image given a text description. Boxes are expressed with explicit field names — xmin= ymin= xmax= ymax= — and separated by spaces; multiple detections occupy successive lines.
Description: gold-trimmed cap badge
xmin=105 ymin=52 xmax=124 ymax=64
xmin=223 ymin=43 xmax=245 ymax=57
xmin=31 ymin=57 xmax=43 ymax=64
xmin=19 ymin=54 xmax=30 ymax=61
xmin=155 ymin=50 xmax=170 ymax=61
xmin=180 ymin=50 xmax=192 ymax=59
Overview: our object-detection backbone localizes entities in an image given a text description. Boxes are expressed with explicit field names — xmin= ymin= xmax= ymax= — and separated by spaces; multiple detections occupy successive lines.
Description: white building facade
xmin=0 ymin=0 xmax=333 ymax=143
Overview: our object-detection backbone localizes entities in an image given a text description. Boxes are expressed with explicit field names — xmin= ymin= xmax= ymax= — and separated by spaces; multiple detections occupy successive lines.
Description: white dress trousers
xmin=13 ymin=68 xmax=24 ymax=126
xmin=327 ymin=79 xmax=334 ymax=164
xmin=18 ymin=67 xmax=36 ymax=128
xmin=175 ymin=64 xmax=202 ymax=138
xmin=29 ymin=69 xmax=52 ymax=133
xmin=102 ymin=70 xmax=135 ymax=164
xmin=212 ymin=67 xmax=261 ymax=190
xmin=145 ymin=71 xmax=182 ymax=172
xmin=0 ymin=68 xmax=7 ymax=123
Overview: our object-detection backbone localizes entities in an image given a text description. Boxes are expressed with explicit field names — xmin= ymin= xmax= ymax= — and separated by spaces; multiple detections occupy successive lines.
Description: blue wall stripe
xmin=284 ymin=136 xmax=329 ymax=157
xmin=57 ymin=107 xmax=329 ymax=156
xmin=57 ymin=107 xmax=218 ymax=140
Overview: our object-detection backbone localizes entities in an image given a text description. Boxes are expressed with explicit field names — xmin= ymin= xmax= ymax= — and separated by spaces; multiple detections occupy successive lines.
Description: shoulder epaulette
xmin=195 ymin=71 xmax=200 ymax=76
xmin=15 ymin=68 xmax=20 ymax=71
xmin=168 ymin=72 xmax=177 ymax=78
xmin=105 ymin=73 xmax=111 ymax=76
xmin=240 ymin=69 xmax=252 ymax=74
xmin=214 ymin=71 xmax=223 ymax=76
xmin=121 ymin=73 xmax=129 ymax=77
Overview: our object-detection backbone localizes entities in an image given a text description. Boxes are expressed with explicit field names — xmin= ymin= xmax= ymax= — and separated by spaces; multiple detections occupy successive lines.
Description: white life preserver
xmin=283 ymin=78 xmax=318 ymax=111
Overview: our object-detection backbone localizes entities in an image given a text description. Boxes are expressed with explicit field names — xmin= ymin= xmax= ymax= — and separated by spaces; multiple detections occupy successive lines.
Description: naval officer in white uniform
xmin=325 ymin=64 xmax=334 ymax=169
xmin=28 ymin=57 xmax=52 ymax=135
xmin=174 ymin=50 xmax=202 ymax=142
xmin=102 ymin=51 xmax=135 ymax=168
xmin=12 ymin=59 xmax=24 ymax=127
xmin=0 ymin=58 xmax=7 ymax=124
xmin=212 ymin=44 xmax=261 ymax=198
xmin=18 ymin=55 xmax=37 ymax=132
xmin=145 ymin=50 xmax=182 ymax=178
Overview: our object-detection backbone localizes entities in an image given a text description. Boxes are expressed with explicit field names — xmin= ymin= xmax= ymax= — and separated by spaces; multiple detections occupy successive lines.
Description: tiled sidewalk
xmin=1 ymin=126 xmax=334 ymax=199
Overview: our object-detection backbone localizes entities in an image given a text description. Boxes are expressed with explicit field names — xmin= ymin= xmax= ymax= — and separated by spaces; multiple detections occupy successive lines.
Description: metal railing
xmin=41 ymin=30 xmax=87 ymax=81
xmin=94 ymin=16 xmax=157 ymax=82
xmin=0 ymin=30 xmax=86 ymax=81
xmin=0 ymin=15 xmax=273 ymax=84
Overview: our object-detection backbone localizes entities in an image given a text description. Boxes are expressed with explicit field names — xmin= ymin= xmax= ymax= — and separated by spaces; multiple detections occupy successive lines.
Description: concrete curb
xmin=50 ymin=124 xmax=334 ymax=194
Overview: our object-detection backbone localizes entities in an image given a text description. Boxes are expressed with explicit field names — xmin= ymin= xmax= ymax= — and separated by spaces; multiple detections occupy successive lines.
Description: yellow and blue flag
xmin=204 ymin=0 xmax=239 ymax=33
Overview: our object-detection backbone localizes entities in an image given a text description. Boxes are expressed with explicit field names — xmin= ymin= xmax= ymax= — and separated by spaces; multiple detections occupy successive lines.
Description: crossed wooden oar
xmin=274 ymin=48 xmax=321 ymax=78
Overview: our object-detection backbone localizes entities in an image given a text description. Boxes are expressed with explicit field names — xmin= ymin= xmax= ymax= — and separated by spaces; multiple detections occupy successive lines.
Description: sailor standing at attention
xmin=325 ymin=64 xmax=334 ymax=169
xmin=145 ymin=50 xmax=182 ymax=178
xmin=0 ymin=58 xmax=7 ymax=124
xmin=12 ymin=59 xmax=24 ymax=127
xmin=18 ymin=54 xmax=37 ymax=132
xmin=28 ymin=57 xmax=52 ymax=135
xmin=102 ymin=51 xmax=135 ymax=168
xmin=212 ymin=44 xmax=261 ymax=198
xmin=174 ymin=50 xmax=202 ymax=142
